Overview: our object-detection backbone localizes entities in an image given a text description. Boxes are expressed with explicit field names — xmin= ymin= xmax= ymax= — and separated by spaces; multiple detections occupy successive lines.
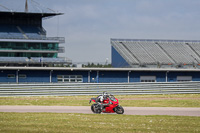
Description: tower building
xmin=0 ymin=0 xmax=71 ymax=66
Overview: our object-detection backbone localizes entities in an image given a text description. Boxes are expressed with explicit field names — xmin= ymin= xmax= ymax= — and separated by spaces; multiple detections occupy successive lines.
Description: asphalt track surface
xmin=0 ymin=106 xmax=200 ymax=116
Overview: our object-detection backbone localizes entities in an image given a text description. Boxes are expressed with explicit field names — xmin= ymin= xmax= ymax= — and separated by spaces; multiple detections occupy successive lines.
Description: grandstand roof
xmin=111 ymin=38 xmax=200 ymax=43
xmin=0 ymin=0 xmax=62 ymax=17
xmin=1 ymin=67 xmax=200 ymax=72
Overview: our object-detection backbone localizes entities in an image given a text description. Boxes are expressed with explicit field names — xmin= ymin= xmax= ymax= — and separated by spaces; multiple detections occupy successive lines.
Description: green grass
xmin=120 ymin=99 xmax=200 ymax=107
xmin=0 ymin=95 xmax=200 ymax=132
xmin=0 ymin=112 xmax=199 ymax=133
xmin=0 ymin=94 xmax=200 ymax=107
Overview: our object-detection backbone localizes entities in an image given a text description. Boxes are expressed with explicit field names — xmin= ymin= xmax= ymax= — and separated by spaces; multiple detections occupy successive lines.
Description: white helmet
xmin=103 ymin=91 xmax=107 ymax=95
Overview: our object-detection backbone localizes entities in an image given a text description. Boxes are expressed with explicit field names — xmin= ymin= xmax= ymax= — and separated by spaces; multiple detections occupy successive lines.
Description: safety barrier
xmin=0 ymin=82 xmax=200 ymax=96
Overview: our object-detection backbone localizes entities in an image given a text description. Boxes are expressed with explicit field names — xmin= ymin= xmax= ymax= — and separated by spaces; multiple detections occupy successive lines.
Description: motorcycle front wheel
xmin=91 ymin=104 xmax=101 ymax=114
xmin=116 ymin=105 xmax=124 ymax=114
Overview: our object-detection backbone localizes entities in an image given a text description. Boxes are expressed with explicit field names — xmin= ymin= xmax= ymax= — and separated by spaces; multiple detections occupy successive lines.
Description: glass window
xmin=70 ymin=79 xmax=76 ymax=82
xmin=57 ymin=75 xmax=83 ymax=83
xmin=64 ymin=75 xmax=70 ymax=78
xmin=7 ymin=74 xmax=15 ymax=78
xmin=77 ymin=75 xmax=82 ymax=78
xmin=64 ymin=79 xmax=70 ymax=82
xmin=77 ymin=78 xmax=83 ymax=82
xmin=57 ymin=79 xmax=63 ymax=83
xmin=140 ymin=76 xmax=156 ymax=82
xmin=57 ymin=75 xmax=63 ymax=79
xmin=70 ymin=75 xmax=75 ymax=78
xmin=19 ymin=74 xmax=26 ymax=78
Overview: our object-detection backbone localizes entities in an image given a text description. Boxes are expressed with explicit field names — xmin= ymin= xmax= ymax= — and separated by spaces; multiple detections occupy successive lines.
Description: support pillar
xmin=50 ymin=70 xmax=53 ymax=83
xmin=166 ymin=71 xmax=169 ymax=82
xmin=96 ymin=71 xmax=99 ymax=83
xmin=16 ymin=70 xmax=19 ymax=84
xmin=88 ymin=71 xmax=91 ymax=83
xmin=128 ymin=71 xmax=131 ymax=83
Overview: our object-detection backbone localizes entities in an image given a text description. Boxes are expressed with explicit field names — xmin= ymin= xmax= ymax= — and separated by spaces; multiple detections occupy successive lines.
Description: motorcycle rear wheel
xmin=116 ymin=105 xmax=124 ymax=114
xmin=91 ymin=104 xmax=101 ymax=114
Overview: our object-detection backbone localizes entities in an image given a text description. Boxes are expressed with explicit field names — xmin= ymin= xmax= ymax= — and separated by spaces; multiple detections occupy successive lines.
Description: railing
xmin=58 ymin=46 xmax=65 ymax=53
xmin=0 ymin=36 xmax=65 ymax=43
xmin=0 ymin=82 xmax=199 ymax=96
xmin=46 ymin=37 xmax=65 ymax=43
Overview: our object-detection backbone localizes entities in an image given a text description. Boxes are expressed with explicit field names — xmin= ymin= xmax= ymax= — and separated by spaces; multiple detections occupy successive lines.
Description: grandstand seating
xmin=0 ymin=57 xmax=28 ymax=63
xmin=26 ymin=33 xmax=42 ymax=39
xmin=0 ymin=57 xmax=71 ymax=66
xmin=112 ymin=41 xmax=139 ymax=65
xmin=125 ymin=42 xmax=156 ymax=64
xmin=141 ymin=41 xmax=174 ymax=64
xmin=31 ymin=57 xmax=68 ymax=64
xmin=111 ymin=39 xmax=200 ymax=68
xmin=0 ymin=24 xmax=46 ymax=39
xmin=188 ymin=43 xmax=200 ymax=60
xmin=158 ymin=42 xmax=199 ymax=64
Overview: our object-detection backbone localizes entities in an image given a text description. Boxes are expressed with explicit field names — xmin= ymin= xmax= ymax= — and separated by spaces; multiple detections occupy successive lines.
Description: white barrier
xmin=0 ymin=82 xmax=200 ymax=96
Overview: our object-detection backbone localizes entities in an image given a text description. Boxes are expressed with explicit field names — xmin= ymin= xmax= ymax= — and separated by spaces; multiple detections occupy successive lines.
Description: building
xmin=111 ymin=38 xmax=200 ymax=68
xmin=0 ymin=0 xmax=71 ymax=66
xmin=0 ymin=67 xmax=200 ymax=83
xmin=1 ymin=37 xmax=200 ymax=83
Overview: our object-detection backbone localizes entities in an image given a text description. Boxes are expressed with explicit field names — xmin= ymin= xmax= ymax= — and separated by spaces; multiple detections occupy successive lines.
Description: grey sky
xmin=2 ymin=0 xmax=200 ymax=63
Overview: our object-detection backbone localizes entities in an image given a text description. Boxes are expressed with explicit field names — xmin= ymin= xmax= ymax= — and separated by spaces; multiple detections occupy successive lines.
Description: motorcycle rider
xmin=97 ymin=91 xmax=110 ymax=111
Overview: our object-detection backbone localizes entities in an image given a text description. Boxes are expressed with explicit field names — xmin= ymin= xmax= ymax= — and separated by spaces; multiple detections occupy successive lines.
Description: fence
xmin=0 ymin=82 xmax=200 ymax=96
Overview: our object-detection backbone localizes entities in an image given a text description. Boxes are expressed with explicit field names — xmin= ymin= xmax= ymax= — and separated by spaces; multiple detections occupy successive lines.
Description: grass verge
xmin=0 ymin=94 xmax=200 ymax=107
xmin=0 ymin=112 xmax=200 ymax=133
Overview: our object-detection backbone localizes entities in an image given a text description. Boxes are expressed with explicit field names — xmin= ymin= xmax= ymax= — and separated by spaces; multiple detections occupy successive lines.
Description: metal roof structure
xmin=111 ymin=38 xmax=200 ymax=43
xmin=1 ymin=67 xmax=200 ymax=72
xmin=0 ymin=0 xmax=62 ymax=17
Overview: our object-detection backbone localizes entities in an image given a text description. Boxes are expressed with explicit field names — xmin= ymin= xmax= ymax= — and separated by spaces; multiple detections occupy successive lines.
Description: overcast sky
xmin=2 ymin=0 xmax=200 ymax=63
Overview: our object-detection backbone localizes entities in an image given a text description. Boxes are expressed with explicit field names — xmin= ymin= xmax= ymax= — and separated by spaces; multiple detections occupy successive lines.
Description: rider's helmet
xmin=103 ymin=91 xmax=107 ymax=95
xmin=103 ymin=91 xmax=108 ymax=99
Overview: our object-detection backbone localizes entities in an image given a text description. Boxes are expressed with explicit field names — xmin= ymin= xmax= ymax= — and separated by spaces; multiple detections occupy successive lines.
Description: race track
xmin=0 ymin=106 xmax=200 ymax=116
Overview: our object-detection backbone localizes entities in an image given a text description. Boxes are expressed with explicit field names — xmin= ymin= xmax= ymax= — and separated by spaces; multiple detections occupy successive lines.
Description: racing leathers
xmin=97 ymin=94 xmax=110 ymax=111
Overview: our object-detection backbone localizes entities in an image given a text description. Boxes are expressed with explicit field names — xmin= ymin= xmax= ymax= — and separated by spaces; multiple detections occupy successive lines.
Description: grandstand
xmin=0 ymin=0 xmax=71 ymax=66
xmin=111 ymin=39 xmax=200 ymax=68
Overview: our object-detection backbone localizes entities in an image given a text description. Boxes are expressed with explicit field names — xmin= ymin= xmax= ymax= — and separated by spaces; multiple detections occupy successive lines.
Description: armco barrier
xmin=0 ymin=82 xmax=200 ymax=96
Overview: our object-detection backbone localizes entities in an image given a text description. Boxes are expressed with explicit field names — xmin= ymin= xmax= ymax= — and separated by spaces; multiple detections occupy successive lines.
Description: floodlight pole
xmin=25 ymin=0 xmax=28 ymax=12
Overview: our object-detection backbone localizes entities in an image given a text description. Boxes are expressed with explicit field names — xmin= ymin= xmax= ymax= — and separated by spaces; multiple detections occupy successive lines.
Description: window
xmin=64 ymin=75 xmax=69 ymax=78
xmin=57 ymin=78 xmax=63 ymax=83
xmin=57 ymin=75 xmax=62 ymax=79
xmin=177 ymin=76 xmax=192 ymax=82
xmin=7 ymin=74 xmax=15 ymax=78
xmin=57 ymin=75 xmax=83 ymax=83
xmin=19 ymin=74 xmax=26 ymax=79
xmin=140 ymin=76 xmax=156 ymax=82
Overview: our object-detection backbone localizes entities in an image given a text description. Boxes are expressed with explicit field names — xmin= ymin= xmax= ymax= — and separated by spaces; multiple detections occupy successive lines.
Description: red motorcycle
xmin=89 ymin=94 xmax=124 ymax=114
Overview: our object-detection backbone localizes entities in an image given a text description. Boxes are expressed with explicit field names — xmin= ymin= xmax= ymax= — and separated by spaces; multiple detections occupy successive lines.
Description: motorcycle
xmin=89 ymin=93 xmax=124 ymax=114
